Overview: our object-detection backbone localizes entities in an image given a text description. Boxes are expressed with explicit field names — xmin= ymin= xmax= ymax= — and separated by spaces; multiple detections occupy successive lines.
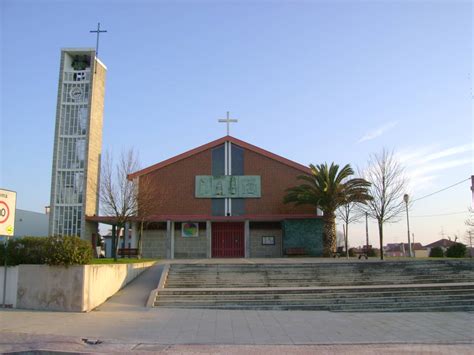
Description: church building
xmin=114 ymin=134 xmax=324 ymax=258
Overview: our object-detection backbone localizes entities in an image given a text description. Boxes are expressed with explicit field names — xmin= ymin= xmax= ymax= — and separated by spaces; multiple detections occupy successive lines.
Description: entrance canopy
xmin=86 ymin=213 xmax=321 ymax=225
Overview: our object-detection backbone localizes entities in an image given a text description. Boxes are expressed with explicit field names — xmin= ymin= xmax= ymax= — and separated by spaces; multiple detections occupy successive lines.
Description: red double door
xmin=212 ymin=222 xmax=245 ymax=258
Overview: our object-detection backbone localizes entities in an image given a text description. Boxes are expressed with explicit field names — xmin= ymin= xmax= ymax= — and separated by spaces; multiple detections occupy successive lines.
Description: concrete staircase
xmin=154 ymin=260 xmax=474 ymax=312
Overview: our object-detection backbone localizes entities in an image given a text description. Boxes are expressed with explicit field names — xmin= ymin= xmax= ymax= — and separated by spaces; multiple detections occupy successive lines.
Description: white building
xmin=14 ymin=209 xmax=49 ymax=237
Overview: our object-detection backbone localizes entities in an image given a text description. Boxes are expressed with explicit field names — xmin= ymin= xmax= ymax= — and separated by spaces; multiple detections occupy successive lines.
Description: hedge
xmin=0 ymin=236 xmax=92 ymax=266
xmin=429 ymin=246 xmax=444 ymax=257
xmin=445 ymin=243 xmax=467 ymax=258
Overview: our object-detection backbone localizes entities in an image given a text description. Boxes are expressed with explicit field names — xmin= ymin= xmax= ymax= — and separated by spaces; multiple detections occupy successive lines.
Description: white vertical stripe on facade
xmin=224 ymin=141 xmax=228 ymax=216
xmin=228 ymin=141 xmax=232 ymax=216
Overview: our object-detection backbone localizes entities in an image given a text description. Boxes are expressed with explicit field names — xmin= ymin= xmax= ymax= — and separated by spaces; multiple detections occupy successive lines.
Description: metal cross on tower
xmin=89 ymin=22 xmax=107 ymax=58
xmin=218 ymin=111 xmax=238 ymax=136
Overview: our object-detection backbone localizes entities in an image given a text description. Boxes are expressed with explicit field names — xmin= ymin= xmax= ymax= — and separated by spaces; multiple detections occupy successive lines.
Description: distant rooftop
xmin=425 ymin=239 xmax=458 ymax=248
xmin=385 ymin=243 xmax=425 ymax=252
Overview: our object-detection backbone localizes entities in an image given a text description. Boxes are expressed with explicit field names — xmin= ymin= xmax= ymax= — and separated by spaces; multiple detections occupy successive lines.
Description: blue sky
xmin=1 ymin=0 xmax=472 ymax=246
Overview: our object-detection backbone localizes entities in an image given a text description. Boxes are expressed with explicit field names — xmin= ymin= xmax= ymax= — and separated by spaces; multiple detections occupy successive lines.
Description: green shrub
xmin=0 ymin=236 xmax=92 ymax=266
xmin=429 ymin=246 xmax=444 ymax=257
xmin=348 ymin=248 xmax=356 ymax=257
xmin=0 ymin=237 xmax=48 ymax=266
xmin=44 ymin=236 xmax=93 ymax=266
xmin=445 ymin=243 xmax=467 ymax=258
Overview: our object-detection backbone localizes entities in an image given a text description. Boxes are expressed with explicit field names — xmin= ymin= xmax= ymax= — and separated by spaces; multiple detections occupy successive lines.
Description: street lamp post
xmin=365 ymin=211 xmax=369 ymax=257
xmin=403 ymin=194 xmax=413 ymax=257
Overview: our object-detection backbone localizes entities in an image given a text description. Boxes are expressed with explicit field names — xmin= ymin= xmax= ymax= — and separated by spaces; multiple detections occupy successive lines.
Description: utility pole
xmin=403 ymin=194 xmax=413 ymax=257
xmin=470 ymin=175 xmax=474 ymax=207
xmin=2 ymin=236 xmax=7 ymax=308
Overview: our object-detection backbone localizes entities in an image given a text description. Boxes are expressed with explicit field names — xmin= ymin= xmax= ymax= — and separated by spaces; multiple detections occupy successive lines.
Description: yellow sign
xmin=6 ymin=225 xmax=14 ymax=235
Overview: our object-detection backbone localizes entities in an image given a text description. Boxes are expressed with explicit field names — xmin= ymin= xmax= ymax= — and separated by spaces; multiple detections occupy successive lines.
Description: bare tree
xmin=134 ymin=174 xmax=159 ymax=257
xmin=465 ymin=208 xmax=474 ymax=257
xmin=466 ymin=208 xmax=474 ymax=228
xmin=337 ymin=201 xmax=364 ymax=258
xmin=362 ymin=149 xmax=407 ymax=260
xmin=100 ymin=149 xmax=140 ymax=260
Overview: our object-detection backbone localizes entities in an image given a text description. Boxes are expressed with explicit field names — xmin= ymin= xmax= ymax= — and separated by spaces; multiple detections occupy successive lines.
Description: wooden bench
xmin=286 ymin=248 xmax=307 ymax=256
xmin=118 ymin=248 xmax=139 ymax=258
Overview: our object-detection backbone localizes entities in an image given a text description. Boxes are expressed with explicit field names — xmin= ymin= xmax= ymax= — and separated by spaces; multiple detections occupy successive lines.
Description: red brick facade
xmin=243 ymin=149 xmax=315 ymax=215
xmin=140 ymin=149 xmax=212 ymax=215
xmin=137 ymin=137 xmax=316 ymax=218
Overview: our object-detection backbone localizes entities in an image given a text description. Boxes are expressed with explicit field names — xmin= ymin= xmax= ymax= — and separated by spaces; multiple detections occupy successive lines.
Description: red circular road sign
xmin=0 ymin=201 xmax=10 ymax=224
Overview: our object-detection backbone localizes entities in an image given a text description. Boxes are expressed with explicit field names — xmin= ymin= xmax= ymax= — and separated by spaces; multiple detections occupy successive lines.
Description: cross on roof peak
xmin=218 ymin=111 xmax=238 ymax=135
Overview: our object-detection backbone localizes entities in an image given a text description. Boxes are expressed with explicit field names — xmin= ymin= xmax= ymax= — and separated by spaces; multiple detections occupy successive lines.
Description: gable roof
xmin=425 ymin=238 xmax=458 ymax=248
xmin=128 ymin=135 xmax=312 ymax=179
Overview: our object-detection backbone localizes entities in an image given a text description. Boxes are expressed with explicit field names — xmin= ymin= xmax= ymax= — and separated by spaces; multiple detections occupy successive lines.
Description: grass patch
xmin=89 ymin=258 xmax=158 ymax=264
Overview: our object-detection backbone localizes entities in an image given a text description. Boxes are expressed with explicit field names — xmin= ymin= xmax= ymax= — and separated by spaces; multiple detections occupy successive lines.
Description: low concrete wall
xmin=0 ymin=266 xmax=19 ymax=307
xmin=12 ymin=261 xmax=155 ymax=312
xmin=17 ymin=265 xmax=85 ymax=311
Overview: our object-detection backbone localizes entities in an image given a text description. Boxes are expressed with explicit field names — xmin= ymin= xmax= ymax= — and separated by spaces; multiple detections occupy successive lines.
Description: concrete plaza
xmin=0 ymin=262 xmax=473 ymax=353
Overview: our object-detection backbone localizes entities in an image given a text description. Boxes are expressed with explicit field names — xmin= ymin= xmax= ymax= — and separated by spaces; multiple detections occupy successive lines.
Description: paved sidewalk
xmin=2 ymin=307 xmax=473 ymax=345
xmin=1 ymin=333 xmax=473 ymax=354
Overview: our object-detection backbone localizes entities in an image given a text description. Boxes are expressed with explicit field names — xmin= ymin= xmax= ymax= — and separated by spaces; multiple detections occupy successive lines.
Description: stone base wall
xmin=142 ymin=229 xmax=167 ymax=258
xmin=250 ymin=222 xmax=282 ymax=258
xmin=142 ymin=220 xmax=323 ymax=258
xmin=174 ymin=222 xmax=208 ymax=258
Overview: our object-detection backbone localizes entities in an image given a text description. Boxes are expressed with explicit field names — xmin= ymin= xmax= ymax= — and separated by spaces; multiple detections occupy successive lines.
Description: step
xmin=158 ymin=292 xmax=474 ymax=300
xmin=153 ymin=302 xmax=474 ymax=311
xmin=155 ymin=262 xmax=474 ymax=312
xmin=155 ymin=304 xmax=474 ymax=312
xmin=164 ymin=280 xmax=474 ymax=288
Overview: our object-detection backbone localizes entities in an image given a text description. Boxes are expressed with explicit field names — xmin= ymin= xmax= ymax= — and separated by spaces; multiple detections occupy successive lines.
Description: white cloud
xmin=398 ymin=144 xmax=473 ymax=166
xmin=358 ymin=121 xmax=398 ymax=143
xmin=396 ymin=143 xmax=473 ymax=198
xmin=406 ymin=175 xmax=437 ymax=193
xmin=418 ymin=144 xmax=472 ymax=164
xmin=409 ymin=158 xmax=472 ymax=178
xmin=396 ymin=145 xmax=437 ymax=165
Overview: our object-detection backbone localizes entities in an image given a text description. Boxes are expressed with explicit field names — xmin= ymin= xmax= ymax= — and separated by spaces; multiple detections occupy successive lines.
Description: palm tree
xmin=284 ymin=163 xmax=372 ymax=256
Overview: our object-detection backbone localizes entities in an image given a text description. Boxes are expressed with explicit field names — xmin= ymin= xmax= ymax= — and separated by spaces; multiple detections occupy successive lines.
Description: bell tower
xmin=48 ymin=49 xmax=106 ymax=240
